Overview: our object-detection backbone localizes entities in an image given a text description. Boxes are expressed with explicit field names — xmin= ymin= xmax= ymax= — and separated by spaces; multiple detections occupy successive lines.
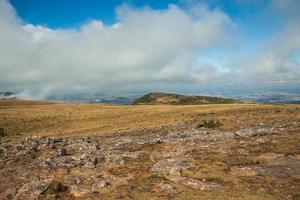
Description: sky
xmin=0 ymin=0 xmax=299 ymax=99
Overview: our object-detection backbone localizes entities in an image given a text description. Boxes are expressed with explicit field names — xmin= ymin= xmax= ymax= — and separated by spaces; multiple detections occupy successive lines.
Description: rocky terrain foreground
xmin=0 ymin=103 xmax=299 ymax=199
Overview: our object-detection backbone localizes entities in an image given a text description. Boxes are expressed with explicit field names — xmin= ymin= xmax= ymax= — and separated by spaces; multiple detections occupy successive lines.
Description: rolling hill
xmin=132 ymin=92 xmax=240 ymax=105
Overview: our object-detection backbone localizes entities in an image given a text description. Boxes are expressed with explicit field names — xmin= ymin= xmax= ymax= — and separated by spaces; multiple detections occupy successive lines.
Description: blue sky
xmin=10 ymin=0 xmax=284 ymax=56
xmin=0 ymin=0 xmax=299 ymax=98
xmin=10 ymin=0 xmax=282 ymax=41
xmin=10 ymin=0 xmax=179 ymax=27
xmin=11 ymin=1 xmax=281 ymax=25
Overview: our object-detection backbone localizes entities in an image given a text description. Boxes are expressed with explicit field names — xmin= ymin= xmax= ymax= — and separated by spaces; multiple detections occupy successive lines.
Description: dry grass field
xmin=0 ymin=98 xmax=59 ymax=107
xmin=0 ymin=99 xmax=298 ymax=139
xmin=0 ymin=99 xmax=300 ymax=199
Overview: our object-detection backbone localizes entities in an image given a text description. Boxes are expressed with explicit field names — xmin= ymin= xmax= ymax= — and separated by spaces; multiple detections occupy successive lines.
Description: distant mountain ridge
xmin=132 ymin=92 xmax=240 ymax=105
xmin=0 ymin=92 xmax=15 ymax=96
xmin=0 ymin=92 xmax=16 ymax=100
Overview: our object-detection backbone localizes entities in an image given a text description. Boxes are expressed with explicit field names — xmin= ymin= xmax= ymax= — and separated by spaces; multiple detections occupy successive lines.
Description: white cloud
xmin=240 ymin=1 xmax=300 ymax=84
xmin=0 ymin=0 xmax=233 ymax=98
xmin=0 ymin=0 xmax=299 ymax=99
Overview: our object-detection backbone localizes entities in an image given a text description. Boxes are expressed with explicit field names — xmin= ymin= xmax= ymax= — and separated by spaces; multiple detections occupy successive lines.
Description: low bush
xmin=0 ymin=128 xmax=5 ymax=137
xmin=196 ymin=119 xmax=222 ymax=129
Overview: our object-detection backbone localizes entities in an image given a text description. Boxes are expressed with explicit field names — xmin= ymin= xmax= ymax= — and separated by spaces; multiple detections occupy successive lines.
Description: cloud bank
xmin=0 ymin=0 xmax=299 ymax=99
xmin=0 ymin=0 xmax=233 ymax=98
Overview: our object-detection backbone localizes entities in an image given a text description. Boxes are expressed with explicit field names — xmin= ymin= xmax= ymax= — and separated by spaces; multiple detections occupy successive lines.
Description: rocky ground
xmin=0 ymin=118 xmax=300 ymax=200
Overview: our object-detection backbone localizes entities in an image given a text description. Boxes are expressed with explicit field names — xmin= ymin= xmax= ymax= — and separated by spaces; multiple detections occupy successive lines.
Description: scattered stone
xmin=57 ymin=148 xmax=67 ymax=156
xmin=52 ymin=156 xmax=77 ymax=168
xmin=91 ymin=180 xmax=110 ymax=193
xmin=71 ymin=153 xmax=89 ymax=166
xmin=179 ymin=177 xmax=227 ymax=192
xmin=44 ymin=158 xmax=54 ymax=167
xmin=113 ymin=138 xmax=134 ymax=149
xmin=30 ymin=140 xmax=39 ymax=151
xmin=231 ymin=167 xmax=257 ymax=177
xmin=0 ymin=144 xmax=7 ymax=154
xmin=234 ymin=126 xmax=285 ymax=137
xmin=66 ymin=141 xmax=98 ymax=153
xmin=122 ymin=151 xmax=146 ymax=159
xmin=158 ymin=183 xmax=178 ymax=194
xmin=156 ymin=138 xmax=163 ymax=144
xmin=0 ymin=120 xmax=297 ymax=199
xmin=105 ymin=154 xmax=125 ymax=165
xmin=84 ymin=158 xmax=97 ymax=169
xmin=47 ymin=137 xmax=64 ymax=144
xmin=95 ymin=155 xmax=105 ymax=164
xmin=254 ymin=138 xmax=266 ymax=145
xmin=151 ymin=158 xmax=193 ymax=176
xmin=179 ymin=178 xmax=206 ymax=190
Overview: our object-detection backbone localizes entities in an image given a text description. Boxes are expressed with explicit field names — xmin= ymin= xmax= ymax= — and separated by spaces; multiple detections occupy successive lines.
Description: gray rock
xmin=159 ymin=183 xmax=178 ymax=194
xmin=91 ymin=180 xmax=110 ymax=193
xmin=84 ymin=159 xmax=96 ymax=168
xmin=0 ymin=144 xmax=7 ymax=154
xmin=151 ymin=158 xmax=193 ymax=176
xmin=179 ymin=177 xmax=226 ymax=192
xmin=111 ymin=138 xmax=134 ymax=150
xmin=91 ymin=176 xmax=111 ymax=193
xmin=95 ymin=155 xmax=105 ymax=164
xmin=122 ymin=151 xmax=146 ymax=159
xmin=47 ymin=137 xmax=64 ymax=144
xmin=105 ymin=154 xmax=124 ymax=165
xmin=30 ymin=140 xmax=39 ymax=151
xmin=71 ymin=153 xmax=89 ymax=166
xmin=53 ymin=156 xmax=77 ymax=168
xmin=234 ymin=126 xmax=283 ymax=137
xmin=66 ymin=142 xmax=98 ymax=153
xmin=179 ymin=178 xmax=206 ymax=190
xmin=44 ymin=158 xmax=54 ymax=167
xmin=57 ymin=148 xmax=67 ymax=156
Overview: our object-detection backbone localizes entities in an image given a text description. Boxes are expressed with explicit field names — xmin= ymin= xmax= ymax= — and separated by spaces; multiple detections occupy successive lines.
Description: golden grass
xmin=0 ymin=99 xmax=298 ymax=139
xmin=0 ymin=99 xmax=58 ymax=107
